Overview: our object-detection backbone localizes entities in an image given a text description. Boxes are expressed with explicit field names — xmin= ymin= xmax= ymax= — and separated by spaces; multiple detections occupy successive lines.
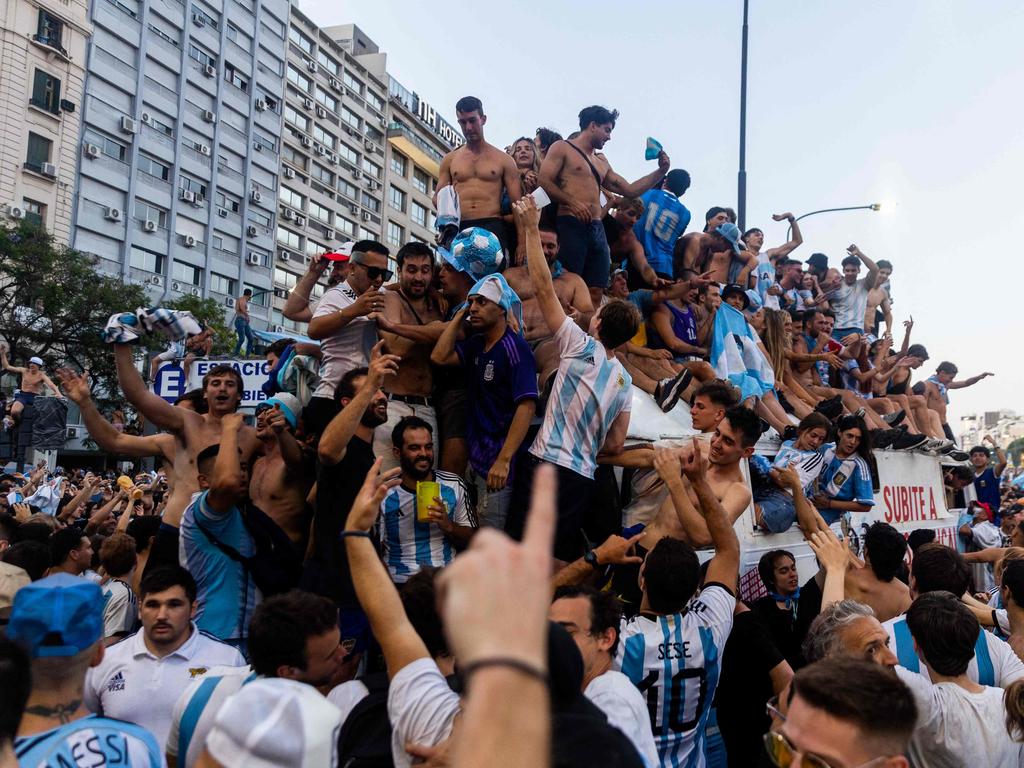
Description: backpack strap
xmin=562 ymin=140 xmax=604 ymax=190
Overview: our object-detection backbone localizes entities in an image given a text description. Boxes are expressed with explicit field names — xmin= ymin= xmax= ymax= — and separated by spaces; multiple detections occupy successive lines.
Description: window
xmin=191 ymin=5 xmax=218 ymax=29
xmin=412 ymin=168 xmax=430 ymax=195
xmin=411 ymin=201 xmax=427 ymax=228
xmin=311 ymin=164 xmax=334 ymax=185
xmin=259 ymin=93 xmax=279 ymax=113
xmin=106 ymin=0 xmax=138 ymax=18
xmin=306 ymin=239 xmax=327 ymax=258
xmin=22 ymin=199 xmax=45 ymax=228
xmin=36 ymin=10 xmax=64 ymax=51
xmin=274 ymin=267 xmax=298 ymax=290
xmin=215 ymin=191 xmax=240 ymax=213
xmin=253 ymin=131 xmax=276 ymax=152
xmin=366 ymin=91 xmax=384 ymax=112
xmin=337 ymin=143 xmax=358 ymax=165
xmin=248 ymin=208 xmax=271 ymax=227
xmin=390 ymin=152 xmax=407 ymax=178
xmin=337 ymin=217 xmax=355 ymax=236
xmin=340 ymin=106 xmax=360 ymax=131
xmin=30 ymin=70 xmax=61 ymax=113
xmin=134 ymin=199 xmax=167 ymax=228
xmin=277 ymin=227 xmax=301 ymax=249
xmin=388 ymin=186 xmax=406 ymax=213
xmin=342 ymin=71 xmax=363 ymax=94
xmin=188 ymin=43 xmax=215 ymax=67
xmin=315 ymin=88 xmax=338 ymax=113
xmin=365 ymin=126 xmax=384 ymax=144
xmin=146 ymin=114 xmax=174 ymax=137
xmin=362 ymin=158 xmax=381 ymax=179
xmin=138 ymin=154 xmax=170 ymax=181
xmin=281 ymin=144 xmax=306 ymax=170
xmin=173 ymin=261 xmax=202 ymax=286
xmin=361 ymin=193 xmax=380 ymax=213
xmin=83 ymin=130 xmax=127 ymax=161
xmin=224 ymin=64 xmax=248 ymax=92
xmin=317 ymin=50 xmax=339 ymax=76
xmin=179 ymin=175 xmax=207 ymax=198
xmin=210 ymin=273 xmax=236 ymax=296
xmin=288 ymin=26 xmax=313 ymax=55
xmin=148 ymin=23 xmax=179 ymax=48
xmin=129 ymin=246 xmax=165 ymax=274
xmin=308 ymin=200 xmax=330 ymax=223
xmin=244 ymin=284 xmax=267 ymax=306
xmin=313 ymin=126 xmax=336 ymax=150
xmin=338 ymin=179 xmax=357 ymax=200
xmin=387 ymin=222 xmax=403 ymax=248
xmin=284 ymin=104 xmax=309 ymax=132
xmin=287 ymin=66 xmax=312 ymax=93
xmin=279 ymin=186 xmax=305 ymax=209
xmin=25 ymin=132 xmax=51 ymax=171
xmin=226 ymin=23 xmax=249 ymax=51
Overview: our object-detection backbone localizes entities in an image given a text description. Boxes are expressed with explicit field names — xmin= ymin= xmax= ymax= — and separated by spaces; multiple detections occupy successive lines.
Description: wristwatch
xmin=584 ymin=550 xmax=602 ymax=570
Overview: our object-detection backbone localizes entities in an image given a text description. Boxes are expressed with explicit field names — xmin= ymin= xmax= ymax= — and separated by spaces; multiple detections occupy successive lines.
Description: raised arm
xmin=624 ymin=234 xmax=662 ymax=287
xmin=949 ymin=371 xmax=995 ymax=390
xmin=345 ymin=458 xmax=428 ymax=677
xmin=0 ymin=345 xmax=25 ymax=373
xmin=264 ymin=405 xmax=311 ymax=474
xmin=113 ymin=344 xmax=186 ymax=431
xmin=207 ymin=412 xmax=246 ymax=513
xmin=847 ymin=244 xmax=878 ymax=286
xmin=985 ymin=435 xmax=1008 ymax=476
xmin=653 ymin=448 xmax=716 ymax=548
xmin=766 ymin=213 xmax=802 ymax=259
xmin=602 ymin=151 xmax=670 ymax=198
xmin=282 ymin=257 xmax=329 ymax=322
xmin=430 ymin=307 xmax=467 ymax=367
xmin=515 ymin=196 xmax=567 ymax=333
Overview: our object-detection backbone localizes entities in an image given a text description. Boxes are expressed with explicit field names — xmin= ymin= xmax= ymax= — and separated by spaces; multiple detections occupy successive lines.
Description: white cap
xmin=28 ymin=356 xmax=43 ymax=366
xmin=206 ymin=678 xmax=342 ymax=768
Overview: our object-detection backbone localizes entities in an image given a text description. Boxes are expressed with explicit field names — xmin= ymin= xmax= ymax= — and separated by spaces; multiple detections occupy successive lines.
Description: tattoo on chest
xmin=25 ymin=700 xmax=82 ymax=724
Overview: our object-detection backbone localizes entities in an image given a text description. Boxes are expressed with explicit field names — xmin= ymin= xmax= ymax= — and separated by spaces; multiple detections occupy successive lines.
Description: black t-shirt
xmin=301 ymin=435 xmax=375 ymax=604
xmin=715 ymin=610 xmax=785 ymax=768
xmin=750 ymin=595 xmax=803 ymax=669
xmin=793 ymin=575 xmax=823 ymax=654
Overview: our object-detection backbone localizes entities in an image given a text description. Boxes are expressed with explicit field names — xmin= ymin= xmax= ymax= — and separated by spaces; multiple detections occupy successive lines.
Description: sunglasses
xmin=763 ymin=731 xmax=891 ymax=768
xmin=351 ymin=254 xmax=393 ymax=282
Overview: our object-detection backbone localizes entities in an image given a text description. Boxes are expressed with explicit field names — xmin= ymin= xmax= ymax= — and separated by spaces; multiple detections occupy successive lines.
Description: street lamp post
xmin=785 ymin=203 xmax=881 ymax=241
xmin=737 ymin=0 xmax=749 ymax=231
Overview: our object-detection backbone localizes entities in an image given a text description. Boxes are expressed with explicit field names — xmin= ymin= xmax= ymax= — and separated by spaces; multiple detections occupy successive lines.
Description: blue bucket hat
xmin=439 ymin=227 xmax=505 ymax=280
xmin=8 ymin=573 xmax=103 ymax=658
xmin=714 ymin=222 xmax=746 ymax=255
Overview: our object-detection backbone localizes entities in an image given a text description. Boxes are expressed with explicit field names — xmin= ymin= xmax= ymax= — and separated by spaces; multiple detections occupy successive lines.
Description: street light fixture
xmin=786 ymin=203 xmax=882 ymax=240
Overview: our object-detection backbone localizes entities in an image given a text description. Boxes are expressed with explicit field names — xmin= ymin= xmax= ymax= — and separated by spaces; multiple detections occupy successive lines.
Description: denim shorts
xmin=755 ymin=487 xmax=796 ymax=533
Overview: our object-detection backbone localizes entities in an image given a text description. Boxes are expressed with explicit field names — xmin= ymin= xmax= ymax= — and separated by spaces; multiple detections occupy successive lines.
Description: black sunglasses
xmin=351 ymin=253 xmax=393 ymax=282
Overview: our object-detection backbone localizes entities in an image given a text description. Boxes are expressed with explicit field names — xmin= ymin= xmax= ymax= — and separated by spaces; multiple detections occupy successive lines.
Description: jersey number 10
xmin=637 ymin=667 xmax=707 ymax=733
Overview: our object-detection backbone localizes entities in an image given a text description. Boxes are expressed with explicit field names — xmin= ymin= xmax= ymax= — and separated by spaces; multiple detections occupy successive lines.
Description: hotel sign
xmin=416 ymin=99 xmax=463 ymax=148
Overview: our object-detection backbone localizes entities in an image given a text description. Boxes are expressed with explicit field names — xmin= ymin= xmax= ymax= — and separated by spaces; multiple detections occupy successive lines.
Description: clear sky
xmin=301 ymin=0 xmax=1024 ymax=429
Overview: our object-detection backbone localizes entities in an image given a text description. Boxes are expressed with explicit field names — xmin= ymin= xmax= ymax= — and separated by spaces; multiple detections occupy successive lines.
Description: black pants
xmin=507 ymin=455 xmax=597 ymax=562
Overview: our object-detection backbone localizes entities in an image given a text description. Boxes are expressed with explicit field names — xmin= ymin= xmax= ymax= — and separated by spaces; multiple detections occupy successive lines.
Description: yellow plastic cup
xmin=416 ymin=481 xmax=440 ymax=523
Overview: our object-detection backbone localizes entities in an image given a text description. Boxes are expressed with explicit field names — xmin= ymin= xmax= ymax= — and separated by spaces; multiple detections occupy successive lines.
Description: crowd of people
xmin=0 ymin=97 xmax=1016 ymax=767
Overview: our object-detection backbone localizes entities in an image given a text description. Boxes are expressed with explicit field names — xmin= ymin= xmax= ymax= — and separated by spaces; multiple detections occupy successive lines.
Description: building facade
xmin=0 ymin=0 xmax=91 ymax=240
xmin=383 ymin=76 xmax=461 ymax=249
xmin=271 ymin=13 xmax=390 ymax=335
xmin=960 ymin=410 xmax=1024 ymax=452
xmin=68 ymin=0 xmax=289 ymax=328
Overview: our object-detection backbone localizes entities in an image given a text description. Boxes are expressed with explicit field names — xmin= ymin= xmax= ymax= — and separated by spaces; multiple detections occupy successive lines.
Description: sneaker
xmin=929 ymin=439 xmax=955 ymax=454
xmin=654 ymin=369 xmax=692 ymax=413
xmin=782 ymin=425 xmax=799 ymax=441
xmin=870 ymin=428 xmax=896 ymax=449
xmin=891 ymin=432 xmax=929 ymax=451
xmin=947 ymin=450 xmax=970 ymax=462
xmin=815 ymin=398 xmax=843 ymax=420
xmin=854 ymin=407 xmax=866 ymax=418
xmin=882 ymin=409 xmax=906 ymax=426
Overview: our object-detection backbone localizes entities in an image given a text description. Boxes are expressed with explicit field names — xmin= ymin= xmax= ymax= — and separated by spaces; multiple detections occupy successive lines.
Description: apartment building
xmin=69 ymin=0 xmax=288 ymax=326
xmin=0 ymin=0 xmax=91 ymax=240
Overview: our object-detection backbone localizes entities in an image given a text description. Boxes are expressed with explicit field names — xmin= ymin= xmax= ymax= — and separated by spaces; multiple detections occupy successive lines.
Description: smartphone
xmin=530 ymin=187 xmax=552 ymax=209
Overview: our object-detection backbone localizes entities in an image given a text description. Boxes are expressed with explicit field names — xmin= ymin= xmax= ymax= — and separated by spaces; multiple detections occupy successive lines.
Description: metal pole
xmin=785 ymin=204 xmax=881 ymax=240
xmin=737 ymin=0 xmax=749 ymax=231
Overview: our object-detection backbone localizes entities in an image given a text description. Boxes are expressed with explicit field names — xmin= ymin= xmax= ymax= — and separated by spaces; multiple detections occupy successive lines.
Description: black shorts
xmin=556 ymin=216 xmax=612 ymax=288
xmin=435 ymin=387 xmax=468 ymax=442
xmin=507 ymin=455 xmax=596 ymax=562
xmin=461 ymin=217 xmax=510 ymax=258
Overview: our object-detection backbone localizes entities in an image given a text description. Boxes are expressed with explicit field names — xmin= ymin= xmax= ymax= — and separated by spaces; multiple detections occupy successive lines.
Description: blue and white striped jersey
xmin=166 ymin=666 xmax=257 ymax=768
xmin=15 ymin=715 xmax=163 ymax=767
xmin=530 ymin=318 xmax=632 ymax=480
xmin=379 ymin=471 xmax=476 ymax=583
xmin=614 ymin=585 xmax=734 ymax=768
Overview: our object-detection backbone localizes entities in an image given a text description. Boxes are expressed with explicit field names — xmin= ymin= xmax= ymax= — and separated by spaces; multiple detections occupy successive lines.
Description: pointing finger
xmin=522 ymin=463 xmax=556 ymax=556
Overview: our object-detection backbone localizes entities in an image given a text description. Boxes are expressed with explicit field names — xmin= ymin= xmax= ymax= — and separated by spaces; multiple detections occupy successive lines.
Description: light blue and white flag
xmin=710 ymin=303 xmax=775 ymax=401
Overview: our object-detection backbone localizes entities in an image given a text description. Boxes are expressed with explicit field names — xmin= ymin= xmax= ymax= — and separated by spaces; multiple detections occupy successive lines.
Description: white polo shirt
xmin=312 ymin=279 xmax=378 ymax=398
xmin=84 ymin=623 xmax=246 ymax=750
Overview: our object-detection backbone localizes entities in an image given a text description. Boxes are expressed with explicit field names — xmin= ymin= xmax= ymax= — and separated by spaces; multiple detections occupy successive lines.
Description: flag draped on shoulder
xmin=710 ymin=303 xmax=775 ymax=402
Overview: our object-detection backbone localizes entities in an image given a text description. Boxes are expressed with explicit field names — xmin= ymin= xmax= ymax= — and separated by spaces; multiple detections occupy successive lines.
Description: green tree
xmin=0 ymin=222 xmax=150 ymax=405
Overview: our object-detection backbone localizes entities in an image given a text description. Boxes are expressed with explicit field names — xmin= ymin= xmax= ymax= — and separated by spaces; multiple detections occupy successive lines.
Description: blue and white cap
xmin=468 ymin=273 xmax=524 ymax=335
xmin=715 ymin=222 xmax=746 ymax=255
xmin=440 ymin=227 xmax=505 ymax=279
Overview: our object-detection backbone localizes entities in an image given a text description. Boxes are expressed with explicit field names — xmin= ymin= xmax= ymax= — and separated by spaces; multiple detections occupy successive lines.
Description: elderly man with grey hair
xmin=802 ymin=599 xmax=898 ymax=666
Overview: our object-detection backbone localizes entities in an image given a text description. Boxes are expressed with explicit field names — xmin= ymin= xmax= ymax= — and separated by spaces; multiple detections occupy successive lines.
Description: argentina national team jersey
xmin=530 ymin=318 xmax=632 ymax=480
xmin=614 ymin=584 xmax=735 ymax=768
xmin=167 ymin=666 xmax=257 ymax=768
xmin=379 ymin=471 xmax=476 ymax=583
xmin=15 ymin=714 xmax=163 ymax=767
xmin=635 ymin=189 xmax=691 ymax=276
xmin=819 ymin=449 xmax=875 ymax=506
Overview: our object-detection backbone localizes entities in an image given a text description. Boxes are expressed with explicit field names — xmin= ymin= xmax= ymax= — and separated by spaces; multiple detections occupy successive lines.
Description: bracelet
xmin=461 ymin=657 xmax=549 ymax=686
xmin=339 ymin=530 xmax=372 ymax=539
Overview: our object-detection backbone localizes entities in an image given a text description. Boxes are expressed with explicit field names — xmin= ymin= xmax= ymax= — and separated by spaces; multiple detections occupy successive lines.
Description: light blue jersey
xmin=819 ymin=450 xmax=875 ymax=507
xmin=634 ymin=189 xmax=690 ymax=277
xmin=168 ymin=666 xmax=257 ymax=768
xmin=614 ymin=585 xmax=734 ymax=768
xmin=15 ymin=714 xmax=163 ymax=767
xmin=179 ymin=490 xmax=260 ymax=641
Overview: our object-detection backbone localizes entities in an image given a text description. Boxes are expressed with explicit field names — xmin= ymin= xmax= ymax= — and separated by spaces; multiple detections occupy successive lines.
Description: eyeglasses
xmin=350 ymin=252 xmax=393 ymax=282
xmin=766 ymin=695 xmax=786 ymax=722
xmin=763 ymin=731 xmax=892 ymax=768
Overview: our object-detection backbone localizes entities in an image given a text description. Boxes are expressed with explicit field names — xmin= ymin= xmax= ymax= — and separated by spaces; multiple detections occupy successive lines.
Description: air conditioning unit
xmin=364 ymin=139 xmax=374 ymax=151
xmin=84 ymin=143 xmax=100 ymax=159
xmin=316 ymin=106 xmax=326 ymax=119
xmin=246 ymin=251 xmax=260 ymax=265
xmin=203 ymin=64 xmax=216 ymax=77
xmin=40 ymin=162 xmax=57 ymax=177
xmin=273 ymin=288 xmax=287 ymax=298
xmin=192 ymin=11 xmax=205 ymax=26
xmin=150 ymin=275 xmax=163 ymax=286
xmin=181 ymin=234 xmax=197 ymax=247
xmin=141 ymin=111 xmax=153 ymax=125
xmin=246 ymin=225 xmax=257 ymax=236
xmin=6 ymin=205 xmax=25 ymax=219
xmin=217 ymin=207 xmax=228 ymax=218
xmin=172 ymin=281 xmax=182 ymax=290
xmin=120 ymin=116 xmax=137 ymax=133
xmin=202 ymin=110 xmax=215 ymax=123
xmin=378 ymin=115 xmax=386 ymax=127
xmin=192 ymin=194 xmax=204 ymax=206
xmin=198 ymin=144 xmax=211 ymax=156
xmin=329 ymin=77 xmax=340 ymax=89
xmin=250 ymin=189 xmax=262 ymax=203
xmin=180 ymin=189 xmax=196 ymax=203
xmin=294 ymin=215 xmax=305 ymax=226
xmin=281 ymin=208 xmax=294 ymax=220
xmin=349 ymin=203 xmax=359 ymax=214
xmin=66 ymin=426 xmax=79 ymax=439
xmin=368 ymin=181 xmax=378 ymax=191
xmin=224 ymin=296 xmax=234 ymax=307
xmin=324 ymin=229 xmax=334 ymax=239
xmin=306 ymin=59 xmax=317 ymax=73
xmin=273 ymin=324 xmax=285 ymax=333
xmin=191 ymin=287 xmax=201 ymax=296
xmin=302 ymin=98 xmax=313 ymax=110
xmin=300 ymin=136 xmax=312 ymax=148
xmin=350 ymin=168 xmax=361 ymax=179
xmin=255 ymin=99 xmax=266 ymax=111
xmin=143 ymin=219 xmax=157 ymax=232
xmin=279 ymin=250 xmax=291 ymax=261
xmin=315 ymin=146 xmax=326 ymax=156
xmin=104 ymin=206 xmax=121 ymax=221
xmin=361 ymin=212 xmax=371 ymax=221
xmin=283 ymin=167 xmax=295 ymax=179
xmin=253 ymin=142 xmax=263 ymax=152
xmin=329 ymin=154 xmax=337 ymax=165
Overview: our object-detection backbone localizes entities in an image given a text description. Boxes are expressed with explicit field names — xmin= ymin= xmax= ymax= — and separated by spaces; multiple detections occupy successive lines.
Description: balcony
xmin=386 ymin=123 xmax=442 ymax=177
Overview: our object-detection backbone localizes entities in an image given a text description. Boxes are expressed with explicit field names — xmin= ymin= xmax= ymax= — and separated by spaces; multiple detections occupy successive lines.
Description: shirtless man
xmin=503 ymin=223 xmax=593 ymax=386
xmin=676 ymin=220 xmax=756 ymax=285
xmin=0 ymin=344 xmax=59 ymax=428
xmin=539 ymin=104 xmax=669 ymax=308
xmin=114 ymin=346 xmax=260 ymax=494
xmin=920 ymin=361 xmax=994 ymax=443
xmin=436 ymin=96 xmax=521 ymax=252
xmin=233 ymin=289 xmax=255 ymax=356
xmin=250 ymin=395 xmax=315 ymax=545
xmin=372 ymin=242 xmax=444 ymax=470
xmin=864 ymin=259 xmax=893 ymax=337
